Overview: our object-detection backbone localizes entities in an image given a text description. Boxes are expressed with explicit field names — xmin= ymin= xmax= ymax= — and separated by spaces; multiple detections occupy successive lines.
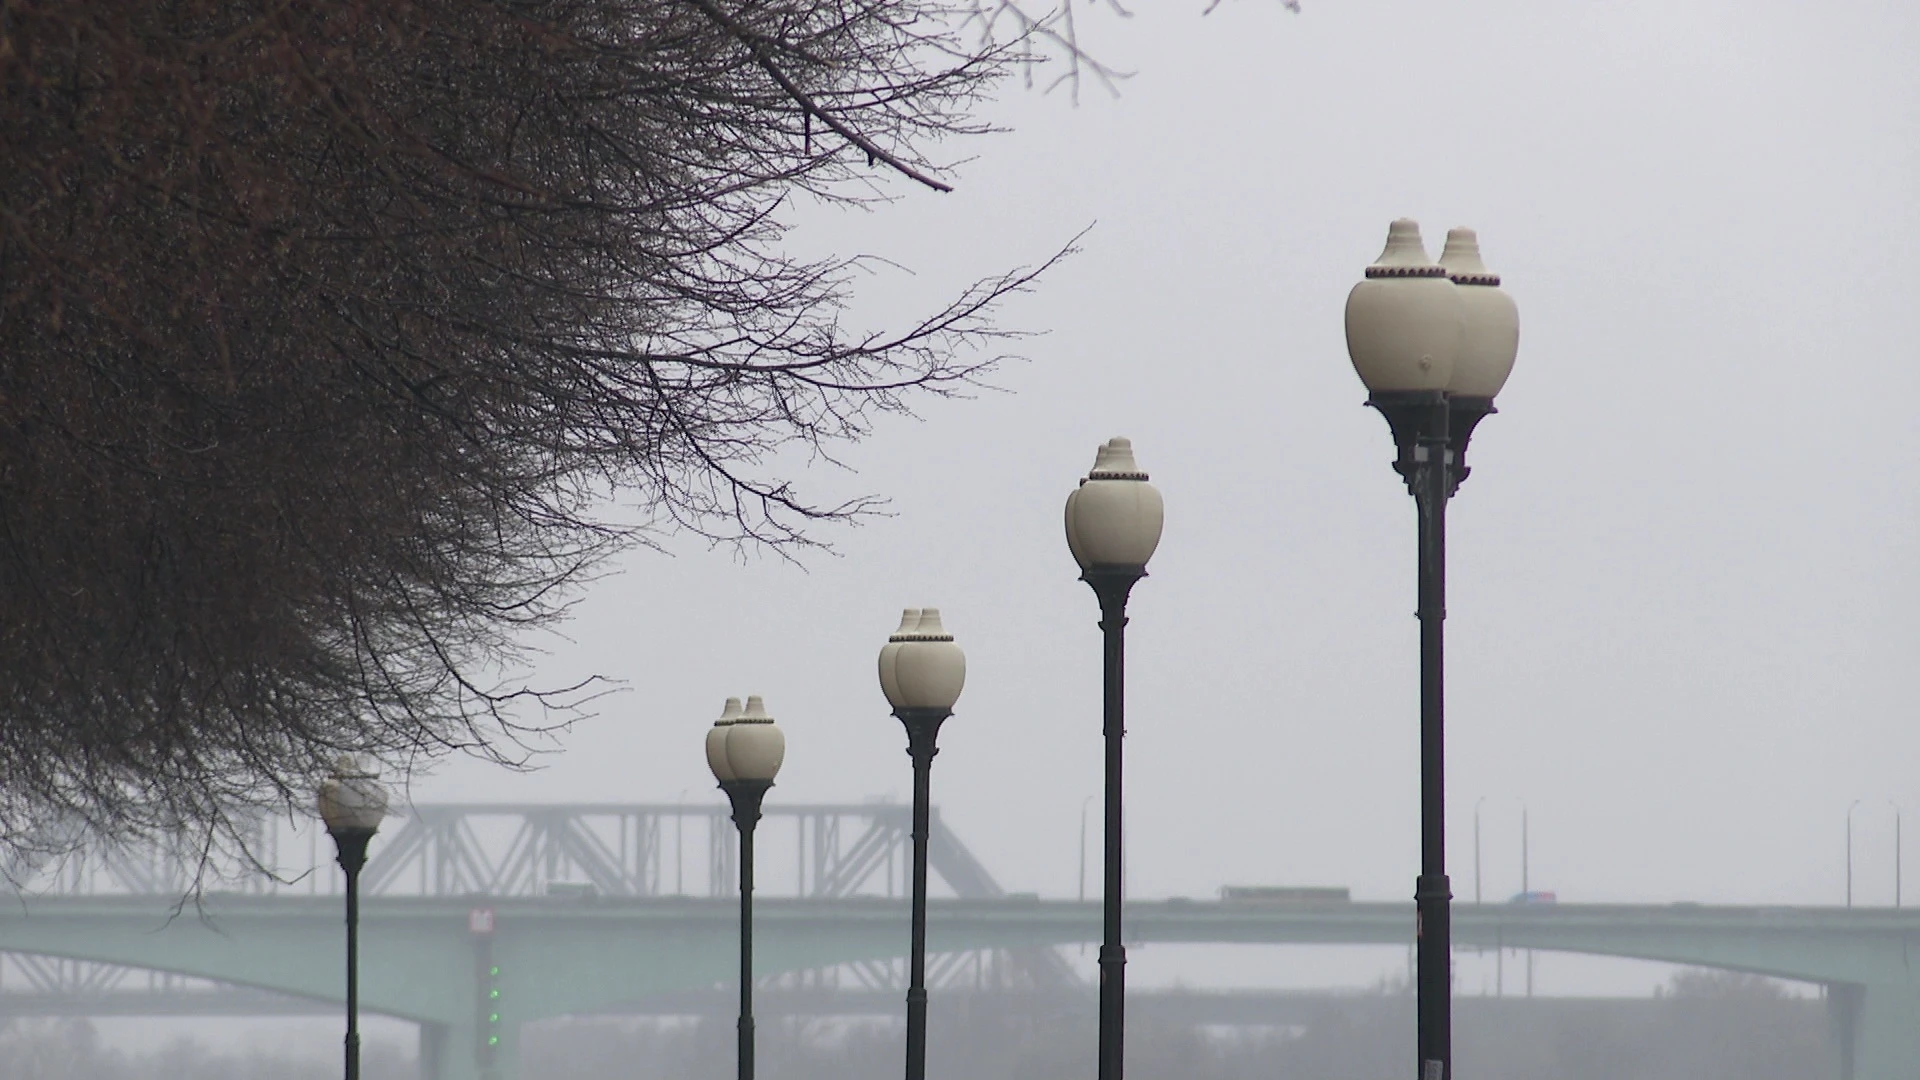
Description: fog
xmin=0 ymin=973 xmax=1834 ymax=1079
xmin=11 ymin=0 xmax=1918 ymax=1072
xmin=402 ymin=0 xmax=1918 ymax=995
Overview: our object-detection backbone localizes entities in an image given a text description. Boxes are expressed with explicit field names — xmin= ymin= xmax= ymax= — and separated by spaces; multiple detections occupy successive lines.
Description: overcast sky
xmin=392 ymin=0 xmax=1920 ymax=996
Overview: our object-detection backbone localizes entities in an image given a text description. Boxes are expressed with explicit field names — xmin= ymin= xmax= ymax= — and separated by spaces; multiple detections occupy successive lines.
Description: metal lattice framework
xmin=6 ymin=802 xmax=1005 ymax=901
xmin=0 ymin=802 xmax=1074 ymax=1014
xmin=358 ymin=802 xmax=1006 ymax=901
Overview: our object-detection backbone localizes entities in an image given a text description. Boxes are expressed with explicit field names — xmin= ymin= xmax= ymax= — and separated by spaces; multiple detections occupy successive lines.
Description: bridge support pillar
xmin=419 ymin=1022 xmax=454 ymax=1080
xmin=1829 ymin=981 xmax=1920 ymax=1080
xmin=418 ymin=1018 xmax=520 ymax=1080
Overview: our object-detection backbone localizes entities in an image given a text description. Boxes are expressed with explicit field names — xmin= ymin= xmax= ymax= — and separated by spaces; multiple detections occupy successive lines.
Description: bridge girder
xmin=8 ymin=806 xmax=1920 ymax=1080
xmin=7 ymin=897 xmax=1920 ymax=1015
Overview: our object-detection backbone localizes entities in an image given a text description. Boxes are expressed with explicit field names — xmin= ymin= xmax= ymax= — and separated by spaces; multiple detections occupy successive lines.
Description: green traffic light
xmin=489 ymin=965 xmax=500 ymax=977
xmin=489 ymin=1012 xmax=500 ymax=1023
xmin=488 ymin=1035 xmax=500 ymax=1046
xmin=489 ymin=988 xmax=500 ymax=999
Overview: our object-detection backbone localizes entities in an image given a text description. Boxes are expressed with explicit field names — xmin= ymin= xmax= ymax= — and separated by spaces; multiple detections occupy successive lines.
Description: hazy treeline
xmin=0 ymin=972 xmax=1830 ymax=1080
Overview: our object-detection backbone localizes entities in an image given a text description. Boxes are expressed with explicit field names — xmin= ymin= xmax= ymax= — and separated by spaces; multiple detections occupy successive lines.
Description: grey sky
xmin=404 ymin=0 xmax=1919 ymax=992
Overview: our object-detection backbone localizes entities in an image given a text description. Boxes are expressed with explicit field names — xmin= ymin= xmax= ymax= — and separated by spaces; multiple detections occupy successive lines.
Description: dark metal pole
xmin=345 ymin=858 xmax=361 ymax=1080
xmin=1521 ymin=801 xmax=1533 ymax=997
xmin=1413 ymin=398 xmax=1452 ymax=1080
xmin=1473 ymin=799 xmax=1483 ymax=906
xmin=896 ymin=708 xmax=948 ymax=1080
xmin=1370 ymin=391 xmax=1496 ymax=1080
xmin=1085 ymin=568 xmax=1142 ymax=1080
xmin=1521 ymin=804 xmax=1529 ymax=895
xmin=331 ymin=829 xmax=373 ymax=1080
xmin=739 ymin=811 xmax=755 ymax=1080
xmin=721 ymin=779 xmax=770 ymax=1080
xmin=1848 ymin=801 xmax=1859 ymax=908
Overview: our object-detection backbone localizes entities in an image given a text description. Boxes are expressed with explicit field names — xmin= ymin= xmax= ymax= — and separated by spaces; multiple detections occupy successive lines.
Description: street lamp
xmin=1892 ymin=801 xmax=1904 ymax=908
xmin=1064 ymin=437 xmax=1164 ymax=1080
xmin=1345 ymin=218 xmax=1519 ymax=1080
xmin=317 ymin=755 xmax=389 ymax=1080
xmin=877 ymin=606 xmax=966 ymax=1080
xmin=1848 ymin=799 xmax=1862 ymax=908
xmin=707 ymin=695 xmax=785 ymax=1080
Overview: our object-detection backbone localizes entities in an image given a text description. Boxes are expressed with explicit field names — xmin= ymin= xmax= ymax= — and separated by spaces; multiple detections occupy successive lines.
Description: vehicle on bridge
xmin=1218 ymin=885 xmax=1351 ymax=905
xmin=1508 ymin=890 xmax=1558 ymax=905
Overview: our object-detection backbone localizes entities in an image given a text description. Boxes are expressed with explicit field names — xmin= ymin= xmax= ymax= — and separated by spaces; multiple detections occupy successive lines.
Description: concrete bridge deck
xmin=2 ymin=894 xmax=1915 ymax=1079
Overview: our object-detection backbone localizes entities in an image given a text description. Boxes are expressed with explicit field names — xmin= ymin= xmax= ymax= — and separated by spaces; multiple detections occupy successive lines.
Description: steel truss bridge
xmin=1 ymin=801 xmax=1070 ymax=1006
xmin=4 ymin=802 xmax=1919 ymax=1080
xmin=4 ymin=800 xmax=1010 ymax=901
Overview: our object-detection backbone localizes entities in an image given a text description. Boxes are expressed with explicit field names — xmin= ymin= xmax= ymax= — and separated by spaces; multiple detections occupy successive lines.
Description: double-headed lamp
xmin=1344 ymin=218 xmax=1518 ymax=399
xmin=707 ymin=695 xmax=785 ymax=785
xmin=877 ymin=608 xmax=966 ymax=713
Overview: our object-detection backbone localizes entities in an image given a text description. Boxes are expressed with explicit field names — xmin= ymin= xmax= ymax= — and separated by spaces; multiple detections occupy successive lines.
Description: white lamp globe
xmin=705 ymin=696 xmax=744 ymax=783
xmin=877 ymin=608 xmax=922 ymax=708
xmin=317 ymin=755 xmax=389 ymax=835
xmin=1343 ymin=218 xmax=1466 ymax=394
xmin=1437 ymin=227 xmax=1519 ymax=399
xmin=1064 ymin=438 xmax=1164 ymax=574
xmin=725 ymin=695 xmax=786 ymax=783
xmin=888 ymin=608 xmax=966 ymax=712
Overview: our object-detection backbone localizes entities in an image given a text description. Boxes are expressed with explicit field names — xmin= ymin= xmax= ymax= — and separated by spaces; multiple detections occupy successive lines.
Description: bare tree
xmin=0 ymin=0 xmax=1300 ymax=859
xmin=0 ymin=0 xmax=1083 ymax=856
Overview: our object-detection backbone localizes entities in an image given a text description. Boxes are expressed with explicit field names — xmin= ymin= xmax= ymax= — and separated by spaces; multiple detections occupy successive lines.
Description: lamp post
xmin=1520 ymin=801 xmax=1531 ymax=896
xmin=677 ymin=787 xmax=689 ymax=896
xmin=707 ymin=695 xmax=786 ymax=1080
xmin=1064 ymin=437 xmax=1164 ymax=1080
xmin=877 ymin=607 xmax=967 ymax=1080
xmin=318 ymin=756 xmax=389 ymax=1080
xmin=1848 ymin=799 xmax=1862 ymax=908
xmin=1521 ymin=800 xmax=1534 ymax=997
xmin=1892 ymin=801 xmax=1903 ymax=908
xmin=1473 ymin=797 xmax=1486 ymax=906
xmin=1344 ymin=219 xmax=1519 ymax=1080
